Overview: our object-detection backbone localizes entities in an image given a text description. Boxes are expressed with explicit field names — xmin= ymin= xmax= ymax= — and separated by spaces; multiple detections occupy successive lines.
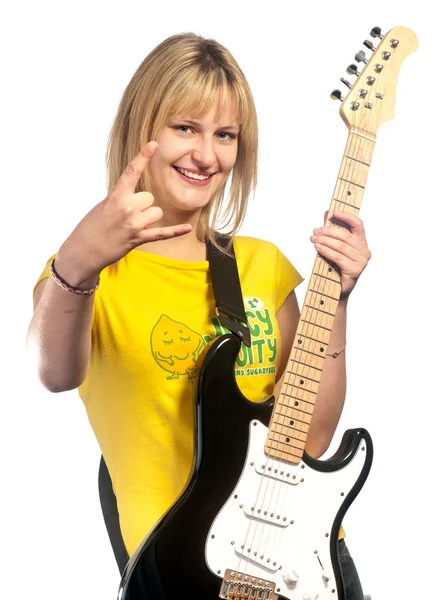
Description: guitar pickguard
xmin=205 ymin=420 xmax=369 ymax=599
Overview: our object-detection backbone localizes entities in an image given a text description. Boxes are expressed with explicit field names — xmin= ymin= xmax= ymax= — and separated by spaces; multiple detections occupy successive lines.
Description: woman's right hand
xmin=55 ymin=141 xmax=191 ymax=284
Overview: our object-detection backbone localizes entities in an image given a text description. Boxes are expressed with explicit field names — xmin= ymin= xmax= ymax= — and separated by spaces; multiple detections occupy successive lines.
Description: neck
xmin=138 ymin=226 xmax=207 ymax=262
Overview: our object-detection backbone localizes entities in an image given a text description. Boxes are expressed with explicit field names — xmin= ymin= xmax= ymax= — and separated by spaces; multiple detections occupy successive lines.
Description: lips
xmin=173 ymin=166 xmax=215 ymax=178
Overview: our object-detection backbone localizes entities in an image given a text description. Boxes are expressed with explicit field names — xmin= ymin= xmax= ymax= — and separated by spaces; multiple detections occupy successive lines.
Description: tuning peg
xmin=363 ymin=39 xmax=375 ymax=51
xmin=346 ymin=64 xmax=361 ymax=76
xmin=340 ymin=77 xmax=352 ymax=89
xmin=370 ymin=26 xmax=384 ymax=39
xmin=330 ymin=89 xmax=344 ymax=102
xmin=355 ymin=50 xmax=368 ymax=64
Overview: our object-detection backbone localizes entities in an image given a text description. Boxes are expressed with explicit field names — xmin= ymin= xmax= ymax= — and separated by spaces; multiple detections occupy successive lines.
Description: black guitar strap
xmin=206 ymin=233 xmax=251 ymax=347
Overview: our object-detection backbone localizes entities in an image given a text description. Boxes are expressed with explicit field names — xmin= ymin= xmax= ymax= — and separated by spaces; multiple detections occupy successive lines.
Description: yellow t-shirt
xmin=33 ymin=235 xmax=343 ymax=556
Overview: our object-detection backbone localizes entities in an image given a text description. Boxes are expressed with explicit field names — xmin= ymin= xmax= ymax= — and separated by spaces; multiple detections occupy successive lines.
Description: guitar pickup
xmin=220 ymin=569 xmax=278 ymax=600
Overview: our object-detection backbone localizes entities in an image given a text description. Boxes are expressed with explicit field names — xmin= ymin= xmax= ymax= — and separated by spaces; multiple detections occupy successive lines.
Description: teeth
xmin=176 ymin=167 xmax=211 ymax=181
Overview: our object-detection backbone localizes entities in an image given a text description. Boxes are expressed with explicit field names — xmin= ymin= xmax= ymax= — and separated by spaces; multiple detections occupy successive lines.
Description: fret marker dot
xmin=295 ymin=401 xmax=299 ymax=406
xmin=320 ymin=347 xmax=324 ymax=352
xmin=300 ymin=380 xmax=304 ymax=385
xmin=328 ymin=267 xmax=333 ymax=272
xmin=320 ymin=300 xmax=324 ymax=305
xmin=290 ymin=420 xmax=294 ymax=425
xmin=286 ymin=437 xmax=290 ymax=443
xmin=347 ymin=191 xmax=352 ymax=195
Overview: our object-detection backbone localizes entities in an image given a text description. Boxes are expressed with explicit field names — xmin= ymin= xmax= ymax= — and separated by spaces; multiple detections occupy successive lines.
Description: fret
xmin=265 ymin=129 xmax=376 ymax=465
xmin=264 ymin=442 xmax=304 ymax=462
xmin=309 ymin=275 xmax=341 ymax=298
xmin=339 ymin=177 xmax=365 ymax=189
xmin=266 ymin=434 xmax=305 ymax=453
xmin=339 ymin=159 xmax=370 ymax=183
xmin=344 ymin=155 xmax=370 ymax=167
xmin=333 ymin=186 xmax=363 ymax=208
xmin=300 ymin=319 xmax=333 ymax=332
xmin=306 ymin=285 xmax=340 ymax=302
xmin=285 ymin=363 xmax=322 ymax=385
xmin=274 ymin=411 xmax=312 ymax=427
xmin=312 ymin=272 xmax=340 ymax=286
xmin=295 ymin=333 xmax=331 ymax=351
xmin=279 ymin=392 xmax=315 ymax=407
xmin=305 ymin=295 xmax=338 ymax=315
xmin=276 ymin=405 xmax=314 ymax=419
xmin=269 ymin=413 xmax=310 ymax=434
xmin=304 ymin=304 xmax=335 ymax=317
xmin=272 ymin=424 xmax=309 ymax=442
xmin=279 ymin=390 xmax=316 ymax=406
xmin=332 ymin=198 xmax=360 ymax=211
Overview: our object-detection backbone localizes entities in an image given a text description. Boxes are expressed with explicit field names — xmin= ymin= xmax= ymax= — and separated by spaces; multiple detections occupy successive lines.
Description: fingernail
xmin=147 ymin=141 xmax=158 ymax=150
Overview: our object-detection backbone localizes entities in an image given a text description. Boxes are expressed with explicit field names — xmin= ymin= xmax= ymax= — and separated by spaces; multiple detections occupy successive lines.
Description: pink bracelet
xmin=50 ymin=258 xmax=100 ymax=296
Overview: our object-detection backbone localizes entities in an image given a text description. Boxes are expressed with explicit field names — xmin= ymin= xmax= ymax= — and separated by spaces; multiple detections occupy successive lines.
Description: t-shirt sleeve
xmin=32 ymin=253 xmax=57 ymax=298
xmin=275 ymin=246 xmax=304 ymax=312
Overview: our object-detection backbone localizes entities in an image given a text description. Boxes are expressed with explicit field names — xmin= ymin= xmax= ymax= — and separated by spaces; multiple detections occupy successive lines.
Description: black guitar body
xmin=118 ymin=334 xmax=373 ymax=600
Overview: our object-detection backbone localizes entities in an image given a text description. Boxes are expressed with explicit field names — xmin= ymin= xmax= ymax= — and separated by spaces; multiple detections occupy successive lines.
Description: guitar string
xmin=229 ymin=125 xmax=371 ymax=590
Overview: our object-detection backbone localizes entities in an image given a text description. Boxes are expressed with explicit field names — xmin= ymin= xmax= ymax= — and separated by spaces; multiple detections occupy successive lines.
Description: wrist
xmin=56 ymin=246 xmax=101 ymax=288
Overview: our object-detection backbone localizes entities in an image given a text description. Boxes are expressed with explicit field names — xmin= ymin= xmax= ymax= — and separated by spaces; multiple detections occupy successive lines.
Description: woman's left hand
xmin=310 ymin=210 xmax=372 ymax=299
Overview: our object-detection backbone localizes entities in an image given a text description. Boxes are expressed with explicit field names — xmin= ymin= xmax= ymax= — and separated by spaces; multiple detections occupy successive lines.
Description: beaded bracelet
xmin=50 ymin=258 xmax=100 ymax=296
xmin=326 ymin=345 xmax=346 ymax=359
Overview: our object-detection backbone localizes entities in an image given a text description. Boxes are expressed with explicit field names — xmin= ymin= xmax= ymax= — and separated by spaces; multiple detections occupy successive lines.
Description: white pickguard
xmin=205 ymin=420 xmax=368 ymax=599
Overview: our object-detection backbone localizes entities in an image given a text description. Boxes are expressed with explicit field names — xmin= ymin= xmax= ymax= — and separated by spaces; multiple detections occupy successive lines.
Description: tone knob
xmin=282 ymin=568 xmax=300 ymax=584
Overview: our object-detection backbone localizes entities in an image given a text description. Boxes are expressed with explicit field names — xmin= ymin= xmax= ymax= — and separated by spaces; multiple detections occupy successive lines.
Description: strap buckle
xmin=215 ymin=306 xmax=251 ymax=347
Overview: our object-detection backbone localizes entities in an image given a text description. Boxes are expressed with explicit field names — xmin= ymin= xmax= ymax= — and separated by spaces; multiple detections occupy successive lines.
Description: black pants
xmin=338 ymin=538 xmax=365 ymax=600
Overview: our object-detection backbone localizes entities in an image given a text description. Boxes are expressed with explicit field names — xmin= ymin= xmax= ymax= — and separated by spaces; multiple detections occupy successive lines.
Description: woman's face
xmin=148 ymin=91 xmax=240 ymax=218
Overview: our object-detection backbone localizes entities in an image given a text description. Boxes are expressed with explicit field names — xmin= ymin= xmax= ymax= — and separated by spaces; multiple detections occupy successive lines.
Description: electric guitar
xmin=118 ymin=25 xmax=418 ymax=600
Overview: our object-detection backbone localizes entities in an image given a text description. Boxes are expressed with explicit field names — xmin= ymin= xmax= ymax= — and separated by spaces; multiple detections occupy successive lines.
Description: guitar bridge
xmin=220 ymin=569 xmax=278 ymax=600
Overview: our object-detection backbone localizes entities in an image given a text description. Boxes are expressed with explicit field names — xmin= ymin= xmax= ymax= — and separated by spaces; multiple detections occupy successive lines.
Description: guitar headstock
xmin=331 ymin=26 xmax=418 ymax=136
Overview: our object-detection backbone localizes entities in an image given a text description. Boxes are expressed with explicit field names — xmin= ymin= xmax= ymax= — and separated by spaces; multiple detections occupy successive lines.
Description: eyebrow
xmin=175 ymin=118 xmax=240 ymax=131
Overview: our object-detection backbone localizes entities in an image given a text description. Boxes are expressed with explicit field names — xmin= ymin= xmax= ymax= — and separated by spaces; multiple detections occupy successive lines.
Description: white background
xmin=2 ymin=1 xmax=439 ymax=599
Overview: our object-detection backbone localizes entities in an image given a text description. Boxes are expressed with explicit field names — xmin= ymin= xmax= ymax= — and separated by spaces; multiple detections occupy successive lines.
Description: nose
xmin=191 ymin=135 xmax=216 ymax=168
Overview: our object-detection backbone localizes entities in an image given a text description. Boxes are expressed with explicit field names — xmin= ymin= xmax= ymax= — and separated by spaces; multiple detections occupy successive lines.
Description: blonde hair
xmin=105 ymin=32 xmax=258 ymax=269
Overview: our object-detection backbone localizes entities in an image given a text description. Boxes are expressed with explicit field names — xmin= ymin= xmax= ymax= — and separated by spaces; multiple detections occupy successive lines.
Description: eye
xmin=163 ymin=339 xmax=174 ymax=345
xmin=173 ymin=126 xmax=236 ymax=140
xmin=180 ymin=336 xmax=191 ymax=342
xmin=175 ymin=125 xmax=192 ymax=134
xmin=218 ymin=131 xmax=236 ymax=140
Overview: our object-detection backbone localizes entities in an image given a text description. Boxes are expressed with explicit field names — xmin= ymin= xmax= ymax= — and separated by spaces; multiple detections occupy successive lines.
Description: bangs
xmin=162 ymin=66 xmax=248 ymax=128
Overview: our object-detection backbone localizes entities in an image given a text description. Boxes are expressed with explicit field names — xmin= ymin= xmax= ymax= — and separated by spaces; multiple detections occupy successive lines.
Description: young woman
xmin=27 ymin=32 xmax=371 ymax=599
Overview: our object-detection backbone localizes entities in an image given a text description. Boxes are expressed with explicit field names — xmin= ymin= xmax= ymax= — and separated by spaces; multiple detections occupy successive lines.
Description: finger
xmin=312 ymin=225 xmax=365 ymax=250
xmin=329 ymin=210 xmax=367 ymax=240
xmin=311 ymin=235 xmax=362 ymax=262
xmin=313 ymin=242 xmax=369 ymax=277
xmin=141 ymin=223 xmax=193 ymax=243
xmin=113 ymin=141 xmax=158 ymax=197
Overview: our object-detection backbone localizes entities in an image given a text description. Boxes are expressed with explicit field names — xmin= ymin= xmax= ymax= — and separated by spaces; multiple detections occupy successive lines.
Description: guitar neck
xmin=265 ymin=128 xmax=376 ymax=464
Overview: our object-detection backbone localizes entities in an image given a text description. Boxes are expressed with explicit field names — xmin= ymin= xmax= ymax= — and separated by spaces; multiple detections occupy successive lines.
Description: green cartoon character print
xmin=151 ymin=315 xmax=206 ymax=380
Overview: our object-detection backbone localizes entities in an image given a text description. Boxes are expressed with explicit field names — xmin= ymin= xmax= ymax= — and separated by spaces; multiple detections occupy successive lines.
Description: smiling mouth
xmin=173 ymin=166 xmax=216 ymax=181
